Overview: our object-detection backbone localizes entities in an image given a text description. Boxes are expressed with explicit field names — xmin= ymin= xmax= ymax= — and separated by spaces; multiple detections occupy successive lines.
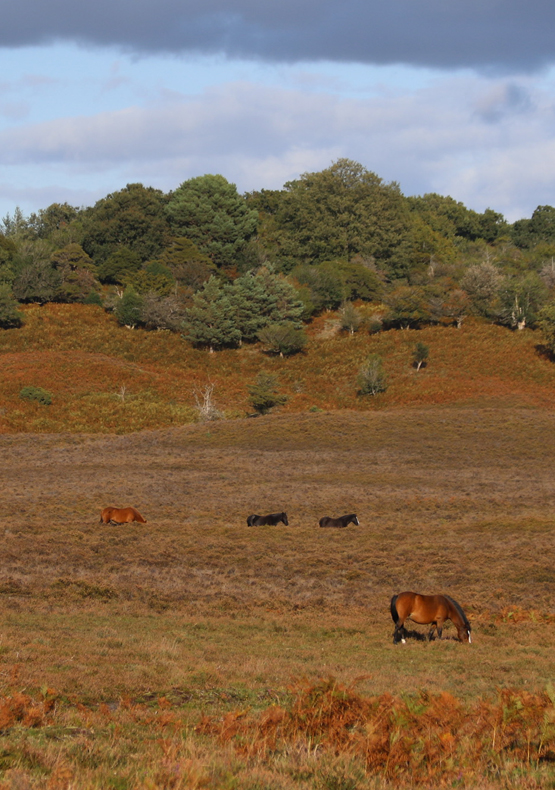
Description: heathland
xmin=0 ymin=306 xmax=555 ymax=788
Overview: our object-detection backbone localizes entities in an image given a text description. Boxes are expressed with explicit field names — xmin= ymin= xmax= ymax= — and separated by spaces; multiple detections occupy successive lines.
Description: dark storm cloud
xmin=1 ymin=0 xmax=553 ymax=72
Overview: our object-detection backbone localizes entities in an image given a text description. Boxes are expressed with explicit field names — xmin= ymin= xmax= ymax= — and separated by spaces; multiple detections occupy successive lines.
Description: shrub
xmin=83 ymin=291 xmax=103 ymax=307
xmin=0 ymin=284 xmax=24 ymax=328
xmin=412 ymin=342 xmax=429 ymax=370
xmin=257 ymin=322 xmax=307 ymax=356
xmin=115 ymin=286 xmax=144 ymax=328
xmin=339 ymin=302 xmax=363 ymax=335
xmin=248 ymin=372 xmax=288 ymax=414
xmin=357 ymin=354 xmax=387 ymax=396
xmin=367 ymin=314 xmax=383 ymax=335
xmin=19 ymin=385 xmax=53 ymax=405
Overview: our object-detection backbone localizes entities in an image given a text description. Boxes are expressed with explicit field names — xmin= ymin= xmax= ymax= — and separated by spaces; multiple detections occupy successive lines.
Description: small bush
xmin=412 ymin=341 xmax=429 ymax=370
xmin=257 ymin=322 xmax=307 ymax=356
xmin=248 ymin=372 xmax=288 ymax=414
xmin=19 ymin=386 xmax=53 ymax=406
xmin=367 ymin=315 xmax=383 ymax=335
xmin=357 ymin=354 xmax=387 ymax=396
xmin=339 ymin=302 xmax=363 ymax=335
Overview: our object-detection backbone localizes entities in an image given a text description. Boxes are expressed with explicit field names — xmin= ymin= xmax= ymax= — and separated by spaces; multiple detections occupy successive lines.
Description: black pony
xmin=247 ymin=512 xmax=288 ymax=526
xmin=319 ymin=514 xmax=359 ymax=528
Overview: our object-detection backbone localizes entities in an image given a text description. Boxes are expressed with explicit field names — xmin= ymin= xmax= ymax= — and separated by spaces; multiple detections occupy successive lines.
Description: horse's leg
xmin=428 ymin=622 xmax=437 ymax=641
xmin=393 ymin=620 xmax=407 ymax=644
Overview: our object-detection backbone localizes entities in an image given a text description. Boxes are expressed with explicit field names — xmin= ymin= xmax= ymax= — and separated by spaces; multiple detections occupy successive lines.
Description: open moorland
xmin=0 ymin=407 xmax=555 ymax=788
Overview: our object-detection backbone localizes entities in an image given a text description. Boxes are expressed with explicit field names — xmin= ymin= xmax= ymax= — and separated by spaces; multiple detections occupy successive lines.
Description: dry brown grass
xmin=0 ymin=408 xmax=554 ymax=786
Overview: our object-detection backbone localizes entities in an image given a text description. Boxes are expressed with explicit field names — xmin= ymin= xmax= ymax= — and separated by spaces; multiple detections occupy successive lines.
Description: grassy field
xmin=0 ymin=408 xmax=555 ymax=788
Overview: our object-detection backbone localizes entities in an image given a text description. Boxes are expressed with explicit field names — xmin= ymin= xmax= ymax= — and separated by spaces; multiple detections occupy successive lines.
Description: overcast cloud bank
xmin=2 ymin=0 xmax=555 ymax=72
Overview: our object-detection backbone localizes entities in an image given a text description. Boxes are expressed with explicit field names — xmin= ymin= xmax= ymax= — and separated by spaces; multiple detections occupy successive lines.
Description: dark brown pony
xmin=100 ymin=507 xmax=147 ymax=525
xmin=390 ymin=591 xmax=471 ymax=644
xmin=319 ymin=514 xmax=359 ymax=528
xmin=247 ymin=512 xmax=288 ymax=526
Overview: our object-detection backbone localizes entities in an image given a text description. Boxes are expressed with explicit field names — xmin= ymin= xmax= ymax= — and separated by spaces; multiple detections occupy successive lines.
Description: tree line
xmin=3 ymin=158 xmax=555 ymax=354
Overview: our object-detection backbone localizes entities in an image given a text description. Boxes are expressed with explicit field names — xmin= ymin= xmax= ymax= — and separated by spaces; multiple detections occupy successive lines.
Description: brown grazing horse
xmin=390 ymin=591 xmax=471 ymax=644
xmin=319 ymin=514 xmax=359 ymax=528
xmin=100 ymin=507 xmax=147 ymax=525
xmin=247 ymin=512 xmax=288 ymax=526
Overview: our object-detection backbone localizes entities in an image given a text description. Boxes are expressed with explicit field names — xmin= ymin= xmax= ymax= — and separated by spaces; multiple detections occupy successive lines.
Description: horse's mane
xmin=444 ymin=595 xmax=471 ymax=630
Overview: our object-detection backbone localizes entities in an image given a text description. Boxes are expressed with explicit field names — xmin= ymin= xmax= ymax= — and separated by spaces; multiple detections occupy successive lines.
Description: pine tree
xmin=248 ymin=372 xmax=288 ymax=414
xmin=166 ymin=174 xmax=258 ymax=270
xmin=229 ymin=265 xmax=305 ymax=342
xmin=182 ymin=276 xmax=241 ymax=352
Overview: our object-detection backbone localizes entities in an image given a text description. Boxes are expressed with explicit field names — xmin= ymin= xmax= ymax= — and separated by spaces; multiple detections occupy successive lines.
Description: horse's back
xmin=248 ymin=512 xmax=287 ymax=526
xmin=101 ymin=506 xmax=146 ymax=524
xmin=397 ymin=592 xmax=450 ymax=620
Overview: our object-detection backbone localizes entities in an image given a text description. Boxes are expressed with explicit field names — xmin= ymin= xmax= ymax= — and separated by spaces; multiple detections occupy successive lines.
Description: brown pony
xmin=100 ymin=507 xmax=147 ymax=525
xmin=390 ymin=591 xmax=471 ymax=644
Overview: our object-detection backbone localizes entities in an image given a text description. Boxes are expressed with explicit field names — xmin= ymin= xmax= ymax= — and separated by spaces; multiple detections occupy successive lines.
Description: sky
xmin=1 ymin=0 xmax=555 ymax=223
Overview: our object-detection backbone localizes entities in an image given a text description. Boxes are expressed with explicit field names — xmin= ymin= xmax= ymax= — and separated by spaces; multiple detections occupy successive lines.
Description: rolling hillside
xmin=0 ymin=303 xmax=555 ymax=434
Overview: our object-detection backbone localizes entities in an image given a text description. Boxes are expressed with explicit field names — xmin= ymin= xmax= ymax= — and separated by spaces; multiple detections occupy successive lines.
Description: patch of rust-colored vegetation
xmin=1 ymin=304 xmax=555 ymax=433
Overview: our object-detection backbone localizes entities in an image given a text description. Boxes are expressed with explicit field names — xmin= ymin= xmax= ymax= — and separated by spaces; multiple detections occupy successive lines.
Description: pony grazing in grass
xmin=390 ymin=591 xmax=471 ymax=644
xmin=247 ymin=512 xmax=288 ymax=526
xmin=100 ymin=507 xmax=147 ymax=525
xmin=319 ymin=514 xmax=359 ymax=528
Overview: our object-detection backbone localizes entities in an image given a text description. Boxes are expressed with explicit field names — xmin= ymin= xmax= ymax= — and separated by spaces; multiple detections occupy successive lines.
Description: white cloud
xmin=1 ymin=73 xmax=554 ymax=220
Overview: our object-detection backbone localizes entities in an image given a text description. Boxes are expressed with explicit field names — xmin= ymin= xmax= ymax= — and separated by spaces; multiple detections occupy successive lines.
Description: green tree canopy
xmin=460 ymin=262 xmax=504 ymax=318
xmin=115 ymin=286 xmax=144 ymax=328
xmin=511 ymin=205 xmax=555 ymax=249
xmin=158 ymin=237 xmax=216 ymax=292
xmin=292 ymin=262 xmax=345 ymax=311
xmin=248 ymin=372 xmax=288 ymax=414
xmin=408 ymin=193 xmax=507 ymax=243
xmin=166 ymin=174 xmax=258 ymax=270
xmin=497 ymin=272 xmax=548 ymax=330
xmin=229 ymin=266 xmax=305 ymax=343
xmin=182 ymin=276 xmax=241 ymax=351
xmin=257 ymin=322 xmax=308 ymax=357
xmin=0 ymin=284 xmax=24 ymax=328
xmin=97 ymin=247 xmax=143 ymax=285
xmin=128 ymin=260 xmax=175 ymax=296
xmin=275 ymin=159 xmax=412 ymax=278
xmin=12 ymin=262 xmax=61 ymax=304
xmin=0 ymin=233 xmax=17 ymax=285
xmin=383 ymin=285 xmax=432 ymax=329
xmin=82 ymin=183 xmax=170 ymax=265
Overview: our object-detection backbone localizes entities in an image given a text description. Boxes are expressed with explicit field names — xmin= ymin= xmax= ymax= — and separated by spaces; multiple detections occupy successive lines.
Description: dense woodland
xmin=2 ymin=158 xmax=555 ymax=354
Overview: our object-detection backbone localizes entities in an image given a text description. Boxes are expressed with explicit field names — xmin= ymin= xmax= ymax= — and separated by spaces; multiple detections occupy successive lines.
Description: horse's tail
xmin=390 ymin=594 xmax=400 ymax=625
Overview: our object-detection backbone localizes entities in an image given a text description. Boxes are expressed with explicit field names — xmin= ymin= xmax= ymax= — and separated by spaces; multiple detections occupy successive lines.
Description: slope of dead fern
xmin=1 ymin=303 xmax=555 ymax=432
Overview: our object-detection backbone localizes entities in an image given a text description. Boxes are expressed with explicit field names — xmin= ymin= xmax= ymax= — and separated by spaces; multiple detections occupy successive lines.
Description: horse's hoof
xmin=401 ymin=638 xmax=406 ymax=644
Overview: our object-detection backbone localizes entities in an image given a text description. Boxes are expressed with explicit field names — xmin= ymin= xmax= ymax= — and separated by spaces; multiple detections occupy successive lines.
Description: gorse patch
xmin=19 ymin=385 xmax=53 ymax=405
